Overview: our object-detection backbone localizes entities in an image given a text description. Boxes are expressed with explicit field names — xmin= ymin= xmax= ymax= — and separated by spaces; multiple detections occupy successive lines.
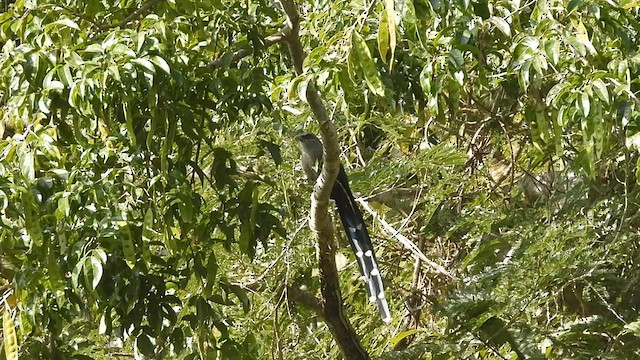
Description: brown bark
xmin=277 ymin=1 xmax=369 ymax=359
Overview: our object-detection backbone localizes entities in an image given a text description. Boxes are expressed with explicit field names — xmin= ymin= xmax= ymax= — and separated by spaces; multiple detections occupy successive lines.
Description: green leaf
xmin=111 ymin=43 xmax=136 ymax=57
xmin=378 ymin=7 xmax=389 ymax=62
xmin=57 ymin=195 xmax=70 ymax=219
xmin=488 ymin=16 xmax=511 ymax=37
xmin=0 ymin=190 xmax=7 ymax=212
xmin=592 ymin=78 xmax=609 ymax=104
xmin=207 ymin=253 xmax=218 ymax=289
xmin=3 ymin=306 xmax=18 ymax=360
xmin=228 ymin=284 xmax=251 ymax=314
xmin=178 ymin=194 xmax=194 ymax=223
xmin=554 ymin=107 xmax=565 ymax=157
xmin=20 ymin=147 xmax=35 ymax=181
xmin=161 ymin=117 xmax=177 ymax=177
xmin=545 ymin=82 xmax=569 ymax=106
xmin=90 ymin=255 xmax=103 ymax=289
xmin=297 ymin=77 xmax=309 ymax=104
xmin=258 ymin=139 xmax=282 ymax=166
xmin=352 ymin=31 xmax=385 ymax=97
xmin=136 ymin=334 xmax=154 ymax=356
xmin=108 ymin=64 xmax=121 ymax=82
xmin=46 ymin=18 xmax=80 ymax=31
xmin=72 ymin=259 xmax=84 ymax=289
xmin=625 ymin=321 xmax=640 ymax=336
xmin=419 ymin=64 xmax=432 ymax=95
xmin=557 ymin=105 xmax=567 ymax=128
xmin=151 ymin=56 xmax=171 ymax=75
xmin=142 ymin=207 xmax=154 ymax=242
xmin=123 ymin=102 xmax=137 ymax=147
xmin=544 ymin=39 xmax=560 ymax=65
xmin=518 ymin=59 xmax=531 ymax=91
xmin=449 ymin=48 xmax=464 ymax=68
xmin=94 ymin=248 xmax=108 ymax=263
xmin=389 ymin=329 xmax=422 ymax=346
xmin=132 ymin=58 xmax=156 ymax=74
xmin=567 ymin=0 xmax=583 ymax=13
xmin=616 ymin=101 xmax=633 ymax=127
xmin=120 ymin=221 xmax=136 ymax=269
xmin=99 ymin=308 xmax=112 ymax=335
xmin=69 ymin=80 xmax=81 ymax=109
xmin=384 ymin=0 xmax=396 ymax=69
xmin=147 ymin=109 xmax=162 ymax=151
xmin=567 ymin=37 xmax=586 ymax=57
xmin=136 ymin=31 xmax=146 ymax=54
xmin=84 ymin=43 xmax=103 ymax=53
xmin=535 ymin=106 xmax=550 ymax=143
xmin=580 ymin=91 xmax=590 ymax=117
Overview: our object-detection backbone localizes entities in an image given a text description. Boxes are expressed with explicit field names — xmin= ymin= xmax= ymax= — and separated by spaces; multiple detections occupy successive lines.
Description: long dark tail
xmin=332 ymin=167 xmax=391 ymax=322
xmin=341 ymin=216 xmax=391 ymax=323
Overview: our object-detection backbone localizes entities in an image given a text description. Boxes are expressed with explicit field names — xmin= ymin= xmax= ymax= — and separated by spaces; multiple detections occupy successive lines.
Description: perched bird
xmin=295 ymin=133 xmax=391 ymax=323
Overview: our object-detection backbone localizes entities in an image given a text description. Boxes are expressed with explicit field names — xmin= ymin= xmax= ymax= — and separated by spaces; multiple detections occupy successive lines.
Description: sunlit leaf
xmin=580 ymin=91 xmax=590 ymax=117
xmin=592 ymin=78 xmax=609 ymax=104
xmin=389 ymin=329 xmax=422 ymax=346
xmin=132 ymin=58 xmax=156 ymax=74
xmin=378 ymin=7 xmax=389 ymax=62
xmin=544 ymin=39 xmax=560 ymax=65
xmin=352 ymin=31 xmax=385 ymax=96
xmin=3 ymin=305 xmax=18 ymax=360
xmin=419 ymin=64 xmax=432 ymax=95
xmin=72 ymin=259 xmax=84 ymax=289
xmin=488 ymin=16 xmax=511 ymax=37
xmin=90 ymin=255 xmax=103 ymax=289
xmin=384 ymin=0 xmax=396 ymax=69
xmin=151 ymin=56 xmax=171 ymax=75
xmin=546 ymin=82 xmax=569 ymax=106
xmin=46 ymin=18 xmax=80 ymax=31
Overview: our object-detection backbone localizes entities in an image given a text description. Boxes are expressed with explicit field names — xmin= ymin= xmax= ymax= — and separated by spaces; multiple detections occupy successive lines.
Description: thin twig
xmin=357 ymin=199 xmax=456 ymax=279
xmin=106 ymin=0 xmax=162 ymax=29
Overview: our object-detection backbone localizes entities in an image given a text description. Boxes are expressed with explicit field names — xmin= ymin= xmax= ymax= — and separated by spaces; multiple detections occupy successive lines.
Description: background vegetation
xmin=1 ymin=0 xmax=640 ymax=358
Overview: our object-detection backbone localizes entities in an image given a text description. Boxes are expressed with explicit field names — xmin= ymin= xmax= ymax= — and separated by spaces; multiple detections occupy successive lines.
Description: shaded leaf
xmin=120 ymin=222 xmax=137 ymax=269
xmin=567 ymin=0 xmax=583 ymax=13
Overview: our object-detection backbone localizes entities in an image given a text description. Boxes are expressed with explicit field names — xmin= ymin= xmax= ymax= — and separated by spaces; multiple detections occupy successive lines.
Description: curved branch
xmin=277 ymin=1 xmax=369 ymax=359
xmin=357 ymin=199 xmax=455 ymax=279
xmin=208 ymin=30 xmax=288 ymax=69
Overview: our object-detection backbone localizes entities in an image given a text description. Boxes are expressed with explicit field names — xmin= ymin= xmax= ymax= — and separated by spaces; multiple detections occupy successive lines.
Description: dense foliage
xmin=1 ymin=0 xmax=639 ymax=358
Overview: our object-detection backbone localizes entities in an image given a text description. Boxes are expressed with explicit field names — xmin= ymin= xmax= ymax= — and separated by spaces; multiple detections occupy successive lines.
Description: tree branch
xmin=277 ymin=1 xmax=369 ymax=359
xmin=357 ymin=199 xmax=456 ymax=279
xmin=103 ymin=0 xmax=161 ymax=29
xmin=286 ymin=286 xmax=325 ymax=318
xmin=208 ymin=30 xmax=288 ymax=69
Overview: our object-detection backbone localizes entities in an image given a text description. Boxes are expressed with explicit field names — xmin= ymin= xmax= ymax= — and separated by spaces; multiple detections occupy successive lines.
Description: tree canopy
xmin=1 ymin=0 xmax=640 ymax=359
